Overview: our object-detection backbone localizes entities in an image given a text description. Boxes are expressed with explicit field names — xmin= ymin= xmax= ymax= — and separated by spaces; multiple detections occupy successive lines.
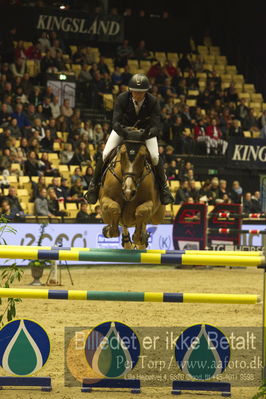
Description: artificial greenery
xmin=0 ymin=216 xmax=24 ymax=326
xmin=252 ymin=380 xmax=266 ymax=398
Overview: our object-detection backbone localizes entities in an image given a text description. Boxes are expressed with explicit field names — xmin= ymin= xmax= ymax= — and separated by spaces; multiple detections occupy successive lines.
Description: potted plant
xmin=29 ymin=224 xmax=51 ymax=286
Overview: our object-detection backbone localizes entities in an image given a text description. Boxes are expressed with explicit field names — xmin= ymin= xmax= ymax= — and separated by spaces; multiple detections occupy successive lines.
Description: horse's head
xmin=119 ymin=128 xmax=148 ymax=202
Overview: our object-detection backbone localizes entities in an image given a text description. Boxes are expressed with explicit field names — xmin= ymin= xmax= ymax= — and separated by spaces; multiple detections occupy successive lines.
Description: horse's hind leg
xmin=122 ymin=226 xmax=133 ymax=249
xmin=132 ymin=201 xmax=153 ymax=249
xmin=101 ymin=197 xmax=121 ymax=238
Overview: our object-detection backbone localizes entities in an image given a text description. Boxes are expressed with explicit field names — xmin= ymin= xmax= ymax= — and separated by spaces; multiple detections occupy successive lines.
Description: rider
xmin=85 ymin=73 xmax=174 ymax=205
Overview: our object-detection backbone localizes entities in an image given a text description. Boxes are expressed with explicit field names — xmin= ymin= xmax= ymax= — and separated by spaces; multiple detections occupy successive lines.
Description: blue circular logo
xmin=175 ymin=324 xmax=230 ymax=380
xmin=0 ymin=319 xmax=50 ymax=376
xmin=85 ymin=321 xmax=140 ymax=378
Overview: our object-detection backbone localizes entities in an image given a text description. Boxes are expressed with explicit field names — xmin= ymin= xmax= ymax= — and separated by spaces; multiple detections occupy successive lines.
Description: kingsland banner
xmin=227 ymin=138 xmax=266 ymax=169
xmin=1 ymin=7 xmax=124 ymax=43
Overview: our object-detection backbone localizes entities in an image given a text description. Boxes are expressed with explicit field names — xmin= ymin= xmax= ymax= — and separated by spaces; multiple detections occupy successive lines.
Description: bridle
xmin=107 ymin=142 xmax=152 ymax=191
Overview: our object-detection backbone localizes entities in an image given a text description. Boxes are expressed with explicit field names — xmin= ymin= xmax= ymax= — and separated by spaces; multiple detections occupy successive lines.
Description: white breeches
xmin=197 ymin=136 xmax=228 ymax=155
xmin=102 ymin=129 xmax=159 ymax=165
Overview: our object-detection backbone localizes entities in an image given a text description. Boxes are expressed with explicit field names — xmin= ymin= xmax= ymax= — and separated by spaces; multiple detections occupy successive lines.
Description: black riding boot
xmin=84 ymin=157 xmax=103 ymax=204
xmin=154 ymin=158 xmax=175 ymax=205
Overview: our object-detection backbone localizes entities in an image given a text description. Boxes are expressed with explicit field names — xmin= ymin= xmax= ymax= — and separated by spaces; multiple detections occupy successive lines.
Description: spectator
xmin=11 ymin=103 xmax=31 ymax=131
xmin=5 ymin=186 xmax=25 ymax=218
xmin=206 ymin=118 xmax=228 ymax=155
xmin=111 ymin=66 xmax=122 ymax=85
xmin=0 ymin=199 xmax=17 ymax=221
xmin=31 ymin=175 xmax=46 ymax=201
xmin=172 ymin=116 xmax=185 ymax=153
xmin=15 ymin=41 xmax=27 ymax=60
xmin=40 ymin=129 xmax=54 ymax=152
xmin=229 ymin=119 xmax=244 ymax=138
xmin=121 ymin=65 xmax=132 ymax=86
xmin=0 ymin=103 xmax=12 ymax=126
xmin=35 ymin=104 xmax=45 ymax=121
xmin=252 ymin=191 xmax=262 ymax=213
xmin=97 ymin=56 xmax=110 ymax=75
xmin=50 ymin=96 xmax=61 ymax=119
xmin=60 ymin=142 xmax=74 ymax=164
xmin=48 ymin=177 xmax=63 ymax=199
xmin=90 ymin=205 xmax=103 ymax=222
xmin=243 ymin=108 xmax=259 ymax=131
xmin=0 ymin=148 xmax=12 ymax=174
xmin=37 ymin=32 xmax=51 ymax=52
xmin=71 ymin=109 xmax=82 ymax=132
xmin=93 ymin=123 xmax=104 ymax=144
xmin=175 ymin=180 xmax=190 ymax=204
xmin=25 ymin=42 xmax=42 ymax=60
xmin=115 ymin=39 xmax=134 ymax=67
xmin=39 ymin=152 xmax=58 ymax=176
xmin=69 ymin=177 xmax=84 ymax=200
xmin=243 ymin=192 xmax=255 ymax=213
xmin=0 ymin=128 xmax=12 ymax=149
xmin=80 ymin=120 xmax=93 ymax=142
xmin=25 ymin=103 xmax=37 ymax=124
xmin=208 ymin=177 xmax=220 ymax=204
xmin=8 ymin=117 xmax=22 ymax=138
xmin=18 ymin=137 xmax=29 ymax=159
xmin=34 ymin=188 xmax=54 ymax=217
xmin=76 ymin=202 xmax=91 ymax=223
xmin=78 ymin=64 xmax=92 ymax=100
xmin=10 ymin=58 xmax=26 ymax=78
xmin=188 ymin=180 xmax=200 ymax=202
xmin=71 ymin=166 xmax=83 ymax=184
xmin=166 ymin=160 xmax=179 ymax=180
xmin=230 ymin=180 xmax=243 ymax=204
xmin=28 ymin=86 xmax=42 ymax=107
xmin=178 ymin=54 xmax=191 ymax=72
xmin=60 ymin=178 xmax=71 ymax=201
xmin=42 ymin=97 xmax=52 ymax=119
xmin=134 ymin=40 xmax=151 ymax=60
xmin=56 ymin=114 xmax=68 ymax=133
xmin=24 ymin=150 xmax=42 ymax=176
xmin=194 ymin=119 xmax=211 ymax=154
xmin=46 ymin=118 xmax=59 ymax=141
xmin=217 ymin=179 xmax=229 ymax=202
xmin=47 ymin=188 xmax=66 ymax=217
xmin=83 ymin=166 xmax=94 ymax=189
xmin=61 ymin=98 xmax=73 ymax=119
xmin=69 ymin=142 xmax=92 ymax=166
xmin=165 ymin=60 xmax=178 ymax=77
xmin=29 ymin=118 xmax=45 ymax=140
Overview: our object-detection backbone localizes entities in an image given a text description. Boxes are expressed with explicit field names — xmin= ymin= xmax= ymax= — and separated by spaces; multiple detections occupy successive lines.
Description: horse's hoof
xmin=122 ymin=233 xmax=132 ymax=249
xmin=102 ymin=225 xmax=110 ymax=238
xmin=103 ymin=225 xmax=120 ymax=238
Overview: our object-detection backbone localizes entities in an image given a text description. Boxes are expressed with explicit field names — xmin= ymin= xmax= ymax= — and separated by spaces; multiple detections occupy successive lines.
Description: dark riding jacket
xmin=112 ymin=91 xmax=161 ymax=138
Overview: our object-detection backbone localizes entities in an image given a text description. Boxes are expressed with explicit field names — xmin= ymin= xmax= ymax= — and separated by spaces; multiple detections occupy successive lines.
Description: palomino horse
xmin=99 ymin=128 xmax=165 ymax=249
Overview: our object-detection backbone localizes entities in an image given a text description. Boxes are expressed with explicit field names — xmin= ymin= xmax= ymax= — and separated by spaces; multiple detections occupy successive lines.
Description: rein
xmin=107 ymin=147 xmax=152 ymax=189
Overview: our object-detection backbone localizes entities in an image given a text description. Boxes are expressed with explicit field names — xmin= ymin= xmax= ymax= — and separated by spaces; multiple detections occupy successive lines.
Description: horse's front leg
xmin=132 ymin=201 xmax=153 ymax=248
xmin=122 ymin=226 xmax=133 ymax=249
xmin=100 ymin=196 xmax=121 ymax=238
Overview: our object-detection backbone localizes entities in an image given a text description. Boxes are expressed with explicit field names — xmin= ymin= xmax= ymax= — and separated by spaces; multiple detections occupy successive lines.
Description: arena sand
xmin=0 ymin=265 xmax=263 ymax=399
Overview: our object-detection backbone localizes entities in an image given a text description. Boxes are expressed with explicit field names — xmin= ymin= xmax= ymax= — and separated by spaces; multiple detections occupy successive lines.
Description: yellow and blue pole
xmin=0 ymin=288 xmax=260 ymax=304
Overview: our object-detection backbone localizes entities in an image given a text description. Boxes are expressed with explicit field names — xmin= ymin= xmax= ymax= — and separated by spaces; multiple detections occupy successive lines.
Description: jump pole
xmin=0 ymin=288 xmax=260 ymax=304
xmin=0 ymin=247 xmax=264 ymax=266
xmin=0 ymin=245 xmax=263 ymax=257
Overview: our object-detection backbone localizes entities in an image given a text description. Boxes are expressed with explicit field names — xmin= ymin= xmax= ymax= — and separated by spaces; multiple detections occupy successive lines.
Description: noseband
xmin=107 ymin=142 xmax=152 ymax=190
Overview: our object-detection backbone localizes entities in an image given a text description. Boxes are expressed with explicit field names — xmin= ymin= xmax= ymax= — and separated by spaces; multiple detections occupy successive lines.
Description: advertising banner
xmin=227 ymin=138 xmax=266 ymax=169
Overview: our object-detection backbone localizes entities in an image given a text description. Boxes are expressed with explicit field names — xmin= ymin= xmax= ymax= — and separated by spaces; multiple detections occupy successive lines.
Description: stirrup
xmin=84 ymin=184 xmax=99 ymax=204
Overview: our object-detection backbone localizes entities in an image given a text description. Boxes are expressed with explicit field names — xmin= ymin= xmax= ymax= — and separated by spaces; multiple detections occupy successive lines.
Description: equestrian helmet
xmin=128 ymin=73 xmax=150 ymax=92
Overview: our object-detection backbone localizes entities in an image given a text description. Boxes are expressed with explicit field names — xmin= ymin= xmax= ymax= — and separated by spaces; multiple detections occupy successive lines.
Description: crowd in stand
xmin=0 ymin=26 xmax=264 ymax=221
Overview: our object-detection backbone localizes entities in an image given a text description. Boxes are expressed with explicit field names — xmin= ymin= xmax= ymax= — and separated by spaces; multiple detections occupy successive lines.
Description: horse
xmin=99 ymin=128 xmax=165 ymax=249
